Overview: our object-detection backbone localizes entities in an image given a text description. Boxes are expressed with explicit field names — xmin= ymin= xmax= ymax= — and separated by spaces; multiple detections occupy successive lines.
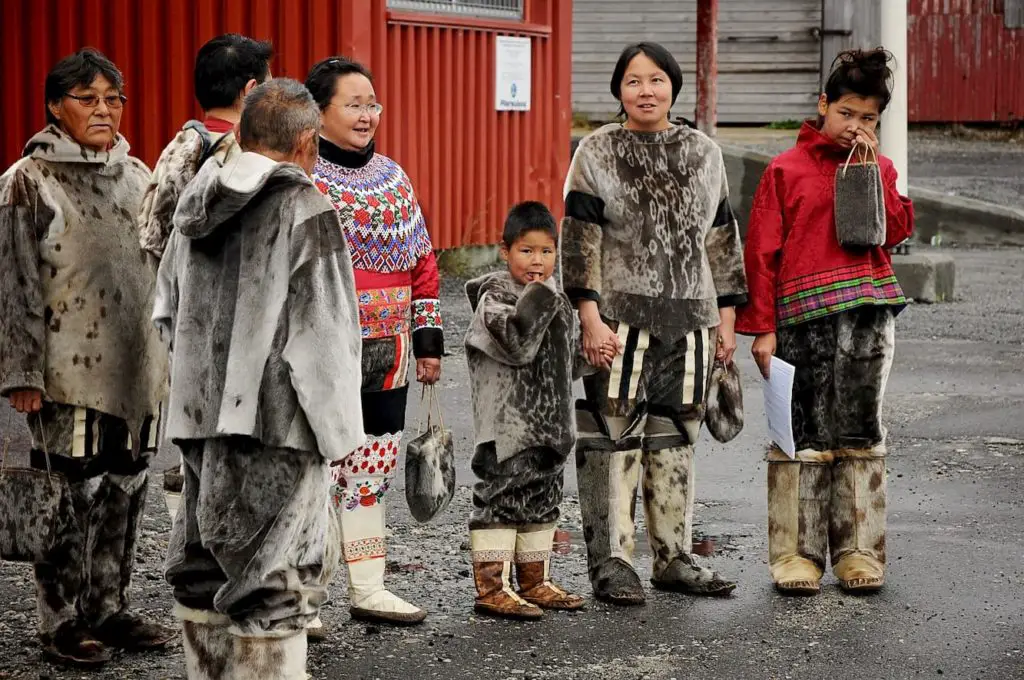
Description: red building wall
xmin=909 ymin=0 xmax=1024 ymax=122
xmin=0 ymin=0 xmax=572 ymax=249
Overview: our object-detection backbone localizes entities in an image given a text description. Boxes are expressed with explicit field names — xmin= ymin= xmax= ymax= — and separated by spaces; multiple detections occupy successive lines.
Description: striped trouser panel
xmin=26 ymin=402 xmax=158 ymax=477
xmin=579 ymin=323 xmax=715 ymax=451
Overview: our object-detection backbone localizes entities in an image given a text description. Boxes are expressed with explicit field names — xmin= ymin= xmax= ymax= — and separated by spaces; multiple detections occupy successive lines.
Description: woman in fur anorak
xmin=736 ymin=49 xmax=914 ymax=596
xmin=0 ymin=49 xmax=172 ymax=666
xmin=561 ymin=42 xmax=748 ymax=605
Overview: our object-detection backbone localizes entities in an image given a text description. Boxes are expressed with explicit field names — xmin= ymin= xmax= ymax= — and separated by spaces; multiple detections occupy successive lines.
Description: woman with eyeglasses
xmin=304 ymin=56 xmax=442 ymax=627
xmin=0 ymin=49 xmax=173 ymax=666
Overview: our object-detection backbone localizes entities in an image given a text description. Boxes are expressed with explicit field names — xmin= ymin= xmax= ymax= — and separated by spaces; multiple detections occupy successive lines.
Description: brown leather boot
xmin=470 ymin=528 xmax=543 ymax=620
xmin=514 ymin=527 xmax=584 ymax=610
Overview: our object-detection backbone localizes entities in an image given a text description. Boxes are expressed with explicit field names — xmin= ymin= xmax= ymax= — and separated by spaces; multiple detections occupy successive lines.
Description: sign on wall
xmin=495 ymin=35 xmax=531 ymax=111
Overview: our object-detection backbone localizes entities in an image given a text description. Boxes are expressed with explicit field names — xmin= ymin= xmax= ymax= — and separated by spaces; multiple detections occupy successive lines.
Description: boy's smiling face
xmin=501 ymin=229 xmax=557 ymax=286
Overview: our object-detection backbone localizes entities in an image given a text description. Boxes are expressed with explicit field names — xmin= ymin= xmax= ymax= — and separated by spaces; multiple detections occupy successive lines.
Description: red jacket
xmin=735 ymin=123 xmax=914 ymax=335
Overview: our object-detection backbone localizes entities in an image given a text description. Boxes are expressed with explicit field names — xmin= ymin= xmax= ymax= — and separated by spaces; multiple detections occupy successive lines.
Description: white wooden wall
xmin=572 ymin=0 xmax=824 ymax=123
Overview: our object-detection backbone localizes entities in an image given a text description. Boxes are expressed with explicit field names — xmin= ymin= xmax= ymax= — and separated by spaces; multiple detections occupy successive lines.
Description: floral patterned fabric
xmin=330 ymin=432 xmax=402 ymax=512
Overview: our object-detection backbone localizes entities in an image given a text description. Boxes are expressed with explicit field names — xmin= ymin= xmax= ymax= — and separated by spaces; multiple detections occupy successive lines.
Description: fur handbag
xmin=405 ymin=385 xmax=455 ymax=523
xmin=834 ymin=142 xmax=886 ymax=248
xmin=705 ymin=360 xmax=744 ymax=443
xmin=0 ymin=415 xmax=71 ymax=563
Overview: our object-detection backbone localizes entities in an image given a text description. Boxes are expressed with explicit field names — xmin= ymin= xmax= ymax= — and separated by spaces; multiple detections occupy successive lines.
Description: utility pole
xmin=695 ymin=0 xmax=718 ymax=136
xmin=880 ymin=0 xmax=908 ymax=194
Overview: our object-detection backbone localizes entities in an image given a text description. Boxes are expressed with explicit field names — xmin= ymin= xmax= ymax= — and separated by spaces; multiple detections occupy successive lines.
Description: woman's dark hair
xmin=823 ymin=48 xmax=895 ymax=112
xmin=610 ymin=42 xmax=684 ymax=118
xmin=194 ymin=34 xmax=273 ymax=111
xmin=305 ymin=56 xmax=374 ymax=111
xmin=45 ymin=48 xmax=124 ymax=125
xmin=502 ymin=201 xmax=556 ymax=247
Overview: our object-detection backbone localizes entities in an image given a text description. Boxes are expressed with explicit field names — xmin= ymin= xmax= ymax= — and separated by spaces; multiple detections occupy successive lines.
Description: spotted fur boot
xmin=575 ymin=447 xmax=646 ymax=605
xmin=642 ymin=446 xmax=735 ymax=597
xmin=84 ymin=471 xmax=176 ymax=650
xmin=830 ymin=446 xmax=887 ymax=592
xmin=767 ymin=448 xmax=831 ymax=596
xmin=178 ymin=606 xmax=308 ymax=680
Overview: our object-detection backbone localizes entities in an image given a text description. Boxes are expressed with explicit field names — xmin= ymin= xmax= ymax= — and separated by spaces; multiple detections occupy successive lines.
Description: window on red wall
xmin=388 ymin=0 xmax=523 ymax=20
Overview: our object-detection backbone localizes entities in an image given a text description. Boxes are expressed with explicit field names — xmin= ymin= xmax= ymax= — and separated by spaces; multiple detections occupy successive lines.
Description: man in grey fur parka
xmin=155 ymin=79 xmax=364 ymax=680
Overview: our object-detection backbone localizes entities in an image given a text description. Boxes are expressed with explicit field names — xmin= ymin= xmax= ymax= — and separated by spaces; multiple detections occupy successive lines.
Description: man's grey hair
xmin=239 ymin=78 xmax=320 ymax=154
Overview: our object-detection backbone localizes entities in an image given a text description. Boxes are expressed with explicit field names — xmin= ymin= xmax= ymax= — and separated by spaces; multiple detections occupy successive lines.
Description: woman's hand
xmin=9 ymin=389 xmax=43 ymax=414
xmin=416 ymin=358 xmax=441 ymax=385
xmin=751 ymin=333 xmax=777 ymax=379
xmin=853 ymin=124 xmax=879 ymax=156
xmin=578 ymin=301 xmax=622 ymax=370
xmin=716 ymin=307 xmax=738 ymax=366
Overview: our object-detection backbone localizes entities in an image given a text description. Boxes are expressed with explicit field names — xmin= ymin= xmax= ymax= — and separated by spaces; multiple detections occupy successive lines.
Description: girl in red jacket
xmin=735 ymin=49 xmax=914 ymax=596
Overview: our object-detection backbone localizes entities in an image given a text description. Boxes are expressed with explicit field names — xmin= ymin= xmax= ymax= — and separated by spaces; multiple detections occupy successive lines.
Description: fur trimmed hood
xmin=173 ymin=151 xmax=312 ymax=240
xmin=23 ymin=124 xmax=131 ymax=166
xmin=156 ymin=153 xmax=365 ymax=461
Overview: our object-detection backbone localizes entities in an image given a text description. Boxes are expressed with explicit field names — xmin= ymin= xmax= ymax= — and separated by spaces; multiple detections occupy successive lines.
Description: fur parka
xmin=561 ymin=123 xmax=748 ymax=343
xmin=0 ymin=125 xmax=166 ymax=442
xmin=464 ymin=271 xmax=579 ymax=463
xmin=138 ymin=121 xmax=239 ymax=259
xmin=154 ymin=151 xmax=365 ymax=462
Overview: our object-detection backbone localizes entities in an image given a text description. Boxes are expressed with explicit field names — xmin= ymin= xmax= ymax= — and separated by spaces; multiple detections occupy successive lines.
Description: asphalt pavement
xmin=0 ymin=247 xmax=1021 ymax=679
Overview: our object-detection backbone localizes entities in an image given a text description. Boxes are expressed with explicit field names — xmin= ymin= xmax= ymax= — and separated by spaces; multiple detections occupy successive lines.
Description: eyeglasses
xmin=64 ymin=93 xmax=127 ymax=109
xmin=340 ymin=102 xmax=383 ymax=117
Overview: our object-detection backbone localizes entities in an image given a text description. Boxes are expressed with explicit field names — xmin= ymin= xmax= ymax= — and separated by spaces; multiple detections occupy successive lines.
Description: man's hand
xmin=416 ymin=358 xmax=441 ymax=385
xmin=9 ymin=389 xmax=43 ymax=414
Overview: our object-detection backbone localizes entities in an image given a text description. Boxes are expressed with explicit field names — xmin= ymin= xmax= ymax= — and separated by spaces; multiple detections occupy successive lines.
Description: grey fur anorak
xmin=561 ymin=123 xmax=748 ymax=343
xmin=0 ymin=125 xmax=166 ymax=442
xmin=464 ymin=271 xmax=578 ymax=464
xmin=154 ymin=151 xmax=365 ymax=462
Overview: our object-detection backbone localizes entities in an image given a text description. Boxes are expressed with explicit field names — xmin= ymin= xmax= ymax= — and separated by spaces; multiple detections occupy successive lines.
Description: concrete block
xmin=891 ymin=252 xmax=956 ymax=303
xmin=436 ymin=244 xmax=499 ymax=277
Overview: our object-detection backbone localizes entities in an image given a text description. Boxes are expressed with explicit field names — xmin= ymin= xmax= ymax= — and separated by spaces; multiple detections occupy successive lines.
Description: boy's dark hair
xmin=305 ymin=56 xmax=374 ymax=111
xmin=823 ymin=48 xmax=895 ymax=113
xmin=45 ymin=48 xmax=124 ymax=125
xmin=502 ymin=201 xmax=557 ymax=247
xmin=610 ymin=42 xmax=684 ymax=118
xmin=194 ymin=34 xmax=273 ymax=111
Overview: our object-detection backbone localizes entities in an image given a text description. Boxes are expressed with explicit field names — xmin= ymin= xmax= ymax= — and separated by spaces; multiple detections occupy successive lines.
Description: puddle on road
xmin=553 ymin=530 xmax=744 ymax=557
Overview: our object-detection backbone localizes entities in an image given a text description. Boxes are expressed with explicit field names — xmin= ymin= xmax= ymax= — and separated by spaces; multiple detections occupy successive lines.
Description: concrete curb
xmin=890 ymin=252 xmax=956 ymax=303
xmin=716 ymin=142 xmax=1024 ymax=247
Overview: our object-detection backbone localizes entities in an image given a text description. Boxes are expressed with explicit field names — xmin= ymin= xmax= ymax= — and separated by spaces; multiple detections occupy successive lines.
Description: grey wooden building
xmin=572 ymin=0 xmax=879 ymax=124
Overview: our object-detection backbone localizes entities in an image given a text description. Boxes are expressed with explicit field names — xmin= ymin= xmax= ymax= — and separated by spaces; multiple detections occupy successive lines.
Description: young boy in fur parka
xmin=464 ymin=202 xmax=587 ymax=619
xmin=736 ymin=49 xmax=914 ymax=596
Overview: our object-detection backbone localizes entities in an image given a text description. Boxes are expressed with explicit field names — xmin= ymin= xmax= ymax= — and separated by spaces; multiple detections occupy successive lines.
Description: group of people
xmin=0 ymin=30 xmax=913 ymax=679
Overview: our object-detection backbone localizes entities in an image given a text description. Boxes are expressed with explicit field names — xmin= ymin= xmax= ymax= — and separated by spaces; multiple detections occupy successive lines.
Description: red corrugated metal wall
xmin=0 ymin=0 xmax=573 ymax=249
xmin=909 ymin=0 xmax=1024 ymax=122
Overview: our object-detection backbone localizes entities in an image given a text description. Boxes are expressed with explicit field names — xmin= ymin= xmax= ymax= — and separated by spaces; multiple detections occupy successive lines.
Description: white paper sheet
xmin=762 ymin=356 xmax=797 ymax=458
